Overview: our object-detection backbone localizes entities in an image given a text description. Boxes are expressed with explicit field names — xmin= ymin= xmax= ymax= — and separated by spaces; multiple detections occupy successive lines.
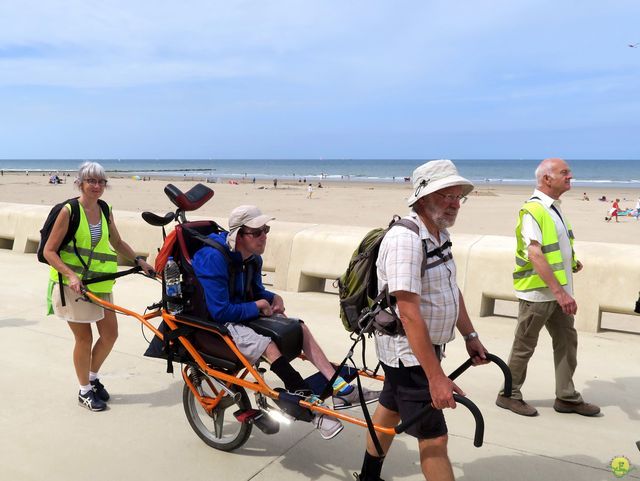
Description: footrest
xmin=303 ymin=365 xmax=359 ymax=397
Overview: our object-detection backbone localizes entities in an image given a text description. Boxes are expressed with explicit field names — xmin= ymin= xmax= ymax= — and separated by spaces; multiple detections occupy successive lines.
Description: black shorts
xmin=379 ymin=361 xmax=447 ymax=440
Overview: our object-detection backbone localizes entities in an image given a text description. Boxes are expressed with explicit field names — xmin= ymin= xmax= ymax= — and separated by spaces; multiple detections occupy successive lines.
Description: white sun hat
xmin=407 ymin=159 xmax=474 ymax=207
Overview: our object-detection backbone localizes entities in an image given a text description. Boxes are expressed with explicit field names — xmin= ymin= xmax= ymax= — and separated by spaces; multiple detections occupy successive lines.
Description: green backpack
xmin=337 ymin=217 xmax=419 ymax=334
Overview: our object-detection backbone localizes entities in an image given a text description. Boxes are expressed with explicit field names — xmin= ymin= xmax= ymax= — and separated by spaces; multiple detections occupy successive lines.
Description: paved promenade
xmin=1 ymin=249 xmax=638 ymax=481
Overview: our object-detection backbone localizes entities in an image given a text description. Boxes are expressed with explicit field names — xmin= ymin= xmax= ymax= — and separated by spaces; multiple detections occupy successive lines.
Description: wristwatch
xmin=463 ymin=331 xmax=479 ymax=342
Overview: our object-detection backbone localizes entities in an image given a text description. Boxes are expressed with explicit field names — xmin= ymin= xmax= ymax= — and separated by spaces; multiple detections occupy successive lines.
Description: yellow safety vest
xmin=49 ymin=202 xmax=117 ymax=293
xmin=513 ymin=200 xmax=577 ymax=293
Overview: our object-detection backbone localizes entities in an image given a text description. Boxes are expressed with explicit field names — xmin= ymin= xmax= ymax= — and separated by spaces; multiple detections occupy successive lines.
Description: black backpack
xmin=37 ymin=197 xmax=110 ymax=265
xmin=38 ymin=197 xmax=110 ymax=306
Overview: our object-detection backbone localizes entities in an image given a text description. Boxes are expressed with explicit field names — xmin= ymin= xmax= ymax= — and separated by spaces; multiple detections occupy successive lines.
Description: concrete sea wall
xmin=2 ymin=201 xmax=638 ymax=334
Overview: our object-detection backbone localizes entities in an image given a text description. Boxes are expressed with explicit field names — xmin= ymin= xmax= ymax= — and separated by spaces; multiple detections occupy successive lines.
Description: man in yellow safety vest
xmin=496 ymin=158 xmax=600 ymax=417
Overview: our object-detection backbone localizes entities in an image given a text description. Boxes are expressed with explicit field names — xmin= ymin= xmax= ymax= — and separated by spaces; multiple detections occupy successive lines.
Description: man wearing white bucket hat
xmin=356 ymin=160 xmax=489 ymax=481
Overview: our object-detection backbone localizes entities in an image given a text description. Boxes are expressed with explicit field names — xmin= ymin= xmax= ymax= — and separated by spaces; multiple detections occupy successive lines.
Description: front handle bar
xmin=395 ymin=394 xmax=484 ymax=447
xmin=394 ymin=353 xmax=512 ymax=448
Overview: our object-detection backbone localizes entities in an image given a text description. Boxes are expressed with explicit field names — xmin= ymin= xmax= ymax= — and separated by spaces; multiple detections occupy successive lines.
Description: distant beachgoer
xmin=317 ymin=182 xmax=323 ymax=188
xmin=307 ymin=183 xmax=313 ymax=199
xmin=582 ymin=192 xmax=589 ymax=201
xmin=605 ymin=199 xmax=620 ymax=223
xmin=273 ymin=178 xmax=278 ymax=189
xmin=634 ymin=198 xmax=640 ymax=220
xmin=598 ymin=195 xmax=607 ymax=202
xmin=252 ymin=177 xmax=256 ymax=185
xmin=1 ymin=169 xmax=3 ymax=176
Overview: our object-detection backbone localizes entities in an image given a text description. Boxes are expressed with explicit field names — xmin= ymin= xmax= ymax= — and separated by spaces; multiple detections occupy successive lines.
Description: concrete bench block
xmin=286 ymin=225 xmax=371 ymax=292
xmin=460 ymin=235 xmax=517 ymax=318
xmin=572 ymin=241 xmax=640 ymax=332
xmin=185 ymin=215 xmax=311 ymax=290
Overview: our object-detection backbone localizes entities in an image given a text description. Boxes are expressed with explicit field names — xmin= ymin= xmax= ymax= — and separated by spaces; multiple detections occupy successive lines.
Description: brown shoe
xmin=496 ymin=395 xmax=538 ymax=416
xmin=553 ymin=399 xmax=601 ymax=416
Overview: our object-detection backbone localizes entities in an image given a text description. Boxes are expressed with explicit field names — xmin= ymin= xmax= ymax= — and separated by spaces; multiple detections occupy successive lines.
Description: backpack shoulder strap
xmin=389 ymin=217 xmax=453 ymax=273
xmin=191 ymin=231 xmax=240 ymax=299
xmin=390 ymin=218 xmax=419 ymax=236
xmin=199 ymin=236 xmax=233 ymax=264
xmin=388 ymin=217 xmax=430 ymax=272
xmin=97 ymin=199 xmax=111 ymax=225
xmin=64 ymin=198 xmax=81 ymax=247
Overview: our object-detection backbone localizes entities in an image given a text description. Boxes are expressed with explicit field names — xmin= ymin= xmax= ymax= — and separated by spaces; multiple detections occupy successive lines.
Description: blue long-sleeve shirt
xmin=191 ymin=231 xmax=274 ymax=324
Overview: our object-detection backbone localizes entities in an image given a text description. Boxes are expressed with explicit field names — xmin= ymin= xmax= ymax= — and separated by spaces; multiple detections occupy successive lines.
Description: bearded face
xmin=417 ymin=185 xmax=465 ymax=230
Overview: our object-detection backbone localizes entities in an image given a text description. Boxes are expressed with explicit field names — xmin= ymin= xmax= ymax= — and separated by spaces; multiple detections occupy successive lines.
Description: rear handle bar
xmin=394 ymin=353 xmax=511 ymax=448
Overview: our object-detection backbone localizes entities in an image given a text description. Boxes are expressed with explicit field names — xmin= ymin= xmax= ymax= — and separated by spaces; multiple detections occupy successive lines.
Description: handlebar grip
xmin=394 ymin=394 xmax=485 ymax=447
xmin=486 ymin=353 xmax=512 ymax=398
xmin=454 ymin=394 xmax=484 ymax=447
xmin=447 ymin=353 xmax=512 ymax=398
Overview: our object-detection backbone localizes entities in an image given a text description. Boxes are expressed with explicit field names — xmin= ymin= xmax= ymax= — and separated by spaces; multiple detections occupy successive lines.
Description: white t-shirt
xmin=518 ymin=189 xmax=574 ymax=302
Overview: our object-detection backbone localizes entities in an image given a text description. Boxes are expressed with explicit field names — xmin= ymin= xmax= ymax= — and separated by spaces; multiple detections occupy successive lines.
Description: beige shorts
xmin=224 ymin=323 xmax=272 ymax=365
xmin=52 ymin=283 xmax=113 ymax=323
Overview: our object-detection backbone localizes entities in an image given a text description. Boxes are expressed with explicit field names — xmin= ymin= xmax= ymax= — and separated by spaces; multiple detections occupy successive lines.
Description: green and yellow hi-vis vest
xmin=513 ymin=200 xmax=577 ymax=293
xmin=49 ymin=202 xmax=117 ymax=293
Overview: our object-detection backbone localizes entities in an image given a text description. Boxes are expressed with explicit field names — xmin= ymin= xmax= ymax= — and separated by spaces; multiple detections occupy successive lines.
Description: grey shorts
xmin=52 ymin=283 xmax=112 ymax=323
xmin=224 ymin=323 xmax=272 ymax=365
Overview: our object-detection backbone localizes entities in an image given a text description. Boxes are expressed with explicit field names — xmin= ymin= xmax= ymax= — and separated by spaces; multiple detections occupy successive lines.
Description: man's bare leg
xmin=418 ymin=434 xmax=455 ymax=481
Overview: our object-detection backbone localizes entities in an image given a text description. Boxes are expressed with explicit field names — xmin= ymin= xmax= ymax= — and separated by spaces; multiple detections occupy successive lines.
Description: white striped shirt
xmin=89 ymin=221 xmax=102 ymax=247
xmin=375 ymin=212 xmax=460 ymax=367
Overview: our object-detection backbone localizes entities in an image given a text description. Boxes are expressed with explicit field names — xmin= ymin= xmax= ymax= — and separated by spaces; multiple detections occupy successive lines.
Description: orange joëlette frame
xmin=83 ymin=291 xmax=395 ymax=435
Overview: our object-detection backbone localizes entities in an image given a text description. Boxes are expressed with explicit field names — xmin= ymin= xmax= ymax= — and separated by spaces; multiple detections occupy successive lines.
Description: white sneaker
xmin=313 ymin=413 xmax=344 ymax=440
xmin=332 ymin=385 xmax=381 ymax=410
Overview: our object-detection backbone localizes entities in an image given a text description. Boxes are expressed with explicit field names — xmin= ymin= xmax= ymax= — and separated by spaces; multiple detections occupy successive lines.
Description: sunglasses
xmin=240 ymin=225 xmax=270 ymax=237
xmin=85 ymin=178 xmax=108 ymax=186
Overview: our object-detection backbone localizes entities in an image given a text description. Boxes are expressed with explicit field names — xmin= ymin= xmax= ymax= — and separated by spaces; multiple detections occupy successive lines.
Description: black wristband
xmin=134 ymin=256 xmax=146 ymax=265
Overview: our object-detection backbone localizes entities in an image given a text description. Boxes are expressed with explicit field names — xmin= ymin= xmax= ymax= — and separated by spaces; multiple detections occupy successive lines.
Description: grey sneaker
xmin=333 ymin=385 xmax=381 ymax=410
xmin=313 ymin=413 xmax=344 ymax=440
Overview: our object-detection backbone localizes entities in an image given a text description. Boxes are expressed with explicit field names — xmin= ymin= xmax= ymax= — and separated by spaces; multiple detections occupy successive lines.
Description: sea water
xmin=1 ymin=158 xmax=639 ymax=188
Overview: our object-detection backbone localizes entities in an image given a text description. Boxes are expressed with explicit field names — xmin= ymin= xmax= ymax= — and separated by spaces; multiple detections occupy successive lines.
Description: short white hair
xmin=534 ymin=158 xmax=562 ymax=185
xmin=75 ymin=161 xmax=107 ymax=189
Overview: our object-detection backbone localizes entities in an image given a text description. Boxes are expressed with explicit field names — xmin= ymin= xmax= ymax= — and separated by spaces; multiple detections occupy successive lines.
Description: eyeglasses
xmin=240 ymin=225 xmax=270 ymax=237
xmin=434 ymin=192 xmax=467 ymax=204
xmin=85 ymin=178 xmax=108 ymax=186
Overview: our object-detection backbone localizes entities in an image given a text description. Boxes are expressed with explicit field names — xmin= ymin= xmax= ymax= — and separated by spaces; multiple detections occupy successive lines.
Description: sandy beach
xmin=1 ymin=172 xmax=638 ymax=245
xmin=1 ymin=171 xmax=639 ymax=481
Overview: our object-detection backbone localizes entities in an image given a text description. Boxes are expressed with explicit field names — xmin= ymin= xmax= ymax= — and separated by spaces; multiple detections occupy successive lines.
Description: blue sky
xmin=1 ymin=1 xmax=639 ymax=159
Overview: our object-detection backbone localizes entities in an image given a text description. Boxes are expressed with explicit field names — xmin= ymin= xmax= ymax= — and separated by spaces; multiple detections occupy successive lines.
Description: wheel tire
xmin=182 ymin=370 xmax=252 ymax=451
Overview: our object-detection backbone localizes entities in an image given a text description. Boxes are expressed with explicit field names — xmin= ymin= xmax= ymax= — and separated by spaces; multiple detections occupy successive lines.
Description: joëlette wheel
xmin=183 ymin=369 xmax=252 ymax=451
